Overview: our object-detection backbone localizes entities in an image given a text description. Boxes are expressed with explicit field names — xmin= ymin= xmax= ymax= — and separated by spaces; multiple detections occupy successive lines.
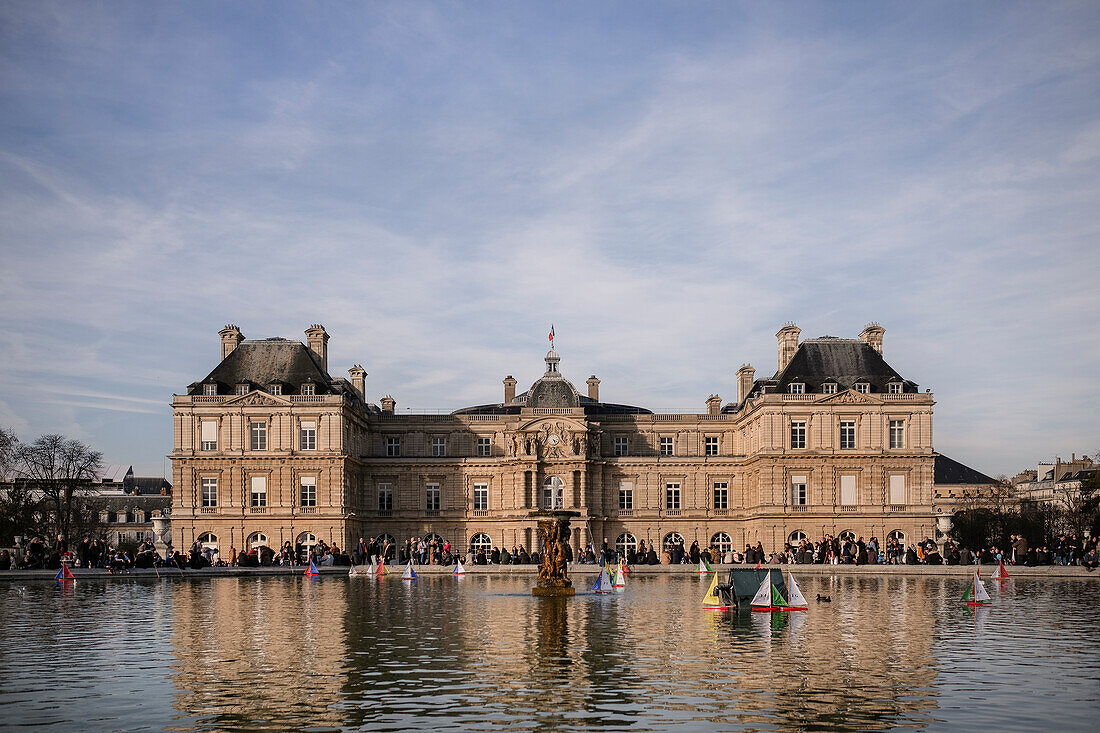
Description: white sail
xmin=453 ymin=559 xmax=465 ymax=575
xmin=593 ymin=566 xmax=612 ymax=593
xmin=974 ymin=575 xmax=991 ymax=603
xmin=787 ymin=572 xmax=808 ymax=608
xmin=612 ymin=564 xmax=625 ymax=590
xmin=697 ymin=560 xmax=709 ymax=574
xmin=402 ymin=562 xmax=417 ymax=580
xmin=751 ymin=575 xmax=772 ymax=607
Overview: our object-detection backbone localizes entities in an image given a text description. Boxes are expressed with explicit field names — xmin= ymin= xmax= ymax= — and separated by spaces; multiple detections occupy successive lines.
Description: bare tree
xmin=0 ymin=427 xmax=16 ymax=477
xmin=16 ymin=434 xmax=103 ymax=545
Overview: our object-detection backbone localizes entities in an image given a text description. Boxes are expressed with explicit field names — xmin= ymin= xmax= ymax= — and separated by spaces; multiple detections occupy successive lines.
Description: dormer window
xmin=203 ymin=383 xmax=217 ymax=396
xmin=269 ymin=384 xmax=282 ymax=396
xmin=855 ymin=382 xmax=869 ymax=394
xmin=236 ymin=384 xmax=249 ymax=396
xmin=888 ymin=382 xmax=902 ymax=394
xmin=789 ymin=383 xmax=805 ymax=394
xmin=301 ymin=383 xmax=315 ymax=396
xmin=822 ymin=383 xmax=837 ymax=395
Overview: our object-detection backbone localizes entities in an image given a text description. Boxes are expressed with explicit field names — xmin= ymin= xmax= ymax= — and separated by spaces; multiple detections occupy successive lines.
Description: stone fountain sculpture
xmin=530 ymin=509 xmax=580 ymax=597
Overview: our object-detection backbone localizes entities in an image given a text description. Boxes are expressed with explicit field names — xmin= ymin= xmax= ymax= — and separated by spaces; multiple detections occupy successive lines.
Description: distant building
xmin=1015 ymin=455 xmax=1097 ymax=507
xmin=170 ymin=321 xmax=991 ymax=556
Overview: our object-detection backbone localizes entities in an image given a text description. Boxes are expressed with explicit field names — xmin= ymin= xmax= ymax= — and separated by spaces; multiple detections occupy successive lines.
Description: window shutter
xmin=889 ymin=475 xmax=906 ymax=504
xmin=840 ymin=475 xmax=857 ymax=505
xmin=201 ymin=421 xmax=216 ymax=443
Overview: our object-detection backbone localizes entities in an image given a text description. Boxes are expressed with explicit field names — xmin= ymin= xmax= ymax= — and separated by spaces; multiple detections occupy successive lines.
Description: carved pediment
xmin=225 ymin=390 xmax=291 ymax=407
xmin=816 ymin=389 xmax=879 ymax=405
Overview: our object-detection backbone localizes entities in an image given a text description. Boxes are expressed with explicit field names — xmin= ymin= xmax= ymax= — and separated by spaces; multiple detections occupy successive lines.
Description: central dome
xmin=526 ymin=348 xmax=580 ymax=408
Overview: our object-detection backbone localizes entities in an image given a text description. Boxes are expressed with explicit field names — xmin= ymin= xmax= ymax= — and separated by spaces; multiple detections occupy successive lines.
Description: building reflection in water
xmin=166 ymin=574 xmax=944 ymax=731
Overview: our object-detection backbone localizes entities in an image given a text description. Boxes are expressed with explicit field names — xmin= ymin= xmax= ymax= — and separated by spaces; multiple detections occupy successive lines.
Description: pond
xmin=0 ymin=573 xmax=1097 ymax=731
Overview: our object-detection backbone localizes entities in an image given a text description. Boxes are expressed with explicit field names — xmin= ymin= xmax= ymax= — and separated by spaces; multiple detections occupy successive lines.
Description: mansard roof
xmin=934 ymin=454 xmax=997 ymax=485
xmin=187 ymin=339 xmax=341 ymax=396
xmin=774 ymin=338 xmax=913 ymax=392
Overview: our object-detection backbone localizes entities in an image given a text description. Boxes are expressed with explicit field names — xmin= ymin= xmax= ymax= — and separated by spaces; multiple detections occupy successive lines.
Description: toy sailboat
xmin=750 ymin=575 xmax=787 ymax=612
xmin=591 ymin=564 xmax=613 ymax=593
xmin=991 ymin=560 xmax=1009 ymax=581
xmin=304 ymin=561 xmax=320 ymax=576
xmin=696 ymin=559 xmax=712 ymax=574
xmin=453 ymin=559 xmax=466 ymax=575
xmin=361 ymin=560 xmax=377 ymax=575
xmin=780 ymin=572 xmax=808 ymax=611
xmin=701 ymin=572 xmax=729 ymax=610
xmin=962 ymin=571 xmax=991 ymax=606
xmin=402 ymin=562 xmax=418 ymax=581
xmin=55 ymin=565 xmax=75 ymax=583
xmin=612 ymin=562 xmax=626 ymax=590
xmin=377 ymin=558 xmax=385 ymax=576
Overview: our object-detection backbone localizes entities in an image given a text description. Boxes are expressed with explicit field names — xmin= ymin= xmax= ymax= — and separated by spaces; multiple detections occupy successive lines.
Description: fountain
xmin=529 ymin=510 xmax=580 ymax=597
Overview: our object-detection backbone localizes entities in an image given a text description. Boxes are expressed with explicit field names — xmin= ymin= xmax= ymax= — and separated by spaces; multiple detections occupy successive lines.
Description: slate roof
xmin=187 ymin=339 xmax=340 ymax=396
xmin=725 ymin=337 xmax=918 ymax=412
xmin=934 ymin=454 xmax=996 ymax=485
xmin=452 ymin=392 xmax=652 ymax=416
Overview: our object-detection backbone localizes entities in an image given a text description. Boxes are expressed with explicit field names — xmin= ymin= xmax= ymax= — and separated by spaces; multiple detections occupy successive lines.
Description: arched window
xmin=425 ymin=532 xmax=445 ymax=546
xmin=888 ymin=530 xmax=906 ymax=545
xmin=377 ymin=533 xmax=396 ymax=549
xmin=197 ymin=532 xmax=218 ymax=551
xmin=615 ymin=533 xmax=637 ymax=555
xmin=296 ymin=532 xmax=318 ymax=549
xmin=247 ymin=532 xmax=269 ymax=550
xmin=470 ymin=533 xmax=492 ymax=553
xmin=662 ymin=532 xmax=685 ymax=552
xmin=711 ymin=532 xmax=733 ymax=553
xmin=839 ymin=530 xmax=855 ymax=543
xmin=788 ymin=530 xmax=807 ymax=545
xmin=542 ymin=476 xmax=565 ymax=510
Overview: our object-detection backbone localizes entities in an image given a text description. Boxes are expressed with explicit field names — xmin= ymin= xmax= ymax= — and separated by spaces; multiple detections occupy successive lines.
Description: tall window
xmin=431 ymin=437 xmax=446 ymax=457
xmin=790 ymin=475 xmax=807 ymax=506
xmin=477 ymin=437 xmax=492 ymax=457
xmin=300 ymin=420 xmax=316 ymax=450
xmin=201 ymin=477 xmax=217 ymax=508
xmin=425 ymin=483 xmax=441 ymax=511
xmin=889 ymin=420 xmax=905 ymax=449
xmin=889 ymin=474 xmax=906 ymax=505
xmin=789 ymin=383 xmax=804 ymax=394
xmin=659 ymin=436 xmax=674 ymax=456
xmin=704 ymin=436 xmax=719 ymax=456
xmin=200 ymin=421 xmax=217 ymax=451
xmin=713 ymin=481 xmax=728 ymax=510
xmin=822 ymin=382 xmax=837 ymax=395
xmin=250 ymin=476 xmax=267 ymax=507
xmin=542 ymin=476 xmax=564 ymax=509
xmin=790 ymin=420 xmax=806 ymax=449
xmin=614 ymin=437 xmax=629 ymax=456
xmin=250 ymin=422 xmax=267 ymax=451
xmin=386 ymin=437 xmax=401 ymax=457
xmin=840 ymin=475 xmax=857 ymax=506
xmin=855 ymin=382 xmax=869 ymax=394
xmin=840 ymin=420 xmax=856 ymax=450
xmin=378 ymin=483 xmax=393 ymax=512
xmin=301 ymin=383 xmax=315 ymax=396
xmin=618 ymin=481 xmax=633 ymax=511
xmin=473 ymin=482 xmax=488 ymax=511
xmin=300 ymin=476 xmax=316 ymax=507
xmin=665 ymin=482 xmax=681 ymax=510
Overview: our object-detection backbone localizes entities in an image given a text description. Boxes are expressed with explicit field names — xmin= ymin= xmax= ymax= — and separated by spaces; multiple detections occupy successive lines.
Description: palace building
xmin=171 ymin=322 xmax=953 ymax=559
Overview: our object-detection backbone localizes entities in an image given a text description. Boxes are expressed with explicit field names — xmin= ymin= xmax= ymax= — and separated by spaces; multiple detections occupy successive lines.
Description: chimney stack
xmin=380 ymin=395 xmax=395 ymax=413
xmin=503 ymin=376 xmax=517 ymax=404
xmin=219 ymin=325 xmax=244 ymax=360
xmin=859 ymin=322 xmax=885 ymax=355
xmin=736 ymin=364 xmax=756 ymax=405
xmin=776 ymin=323 xmax=801 ymax=372
xmin=706 ymin=394 xmax=722 ymax=416
xmin=348 ymin=365 xmax=366 ymax=400
xmin=587 ymin=375 xmax=601 ymax=402
xmin=304 ymin=324 xmax=330 ymax=373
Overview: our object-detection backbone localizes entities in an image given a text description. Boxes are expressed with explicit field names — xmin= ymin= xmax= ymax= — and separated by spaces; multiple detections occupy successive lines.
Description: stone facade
xmin=171 ymin=323 xmax=948 ymax=557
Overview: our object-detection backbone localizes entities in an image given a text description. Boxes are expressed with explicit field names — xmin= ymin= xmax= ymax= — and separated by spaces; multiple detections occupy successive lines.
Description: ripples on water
xmin=0 ymin=574 xmax=1097 ymax=731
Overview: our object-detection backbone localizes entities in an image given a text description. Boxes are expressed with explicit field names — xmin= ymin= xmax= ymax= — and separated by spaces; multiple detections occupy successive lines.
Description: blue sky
xmin=1 ymin=1 xmax=1098 ymax=477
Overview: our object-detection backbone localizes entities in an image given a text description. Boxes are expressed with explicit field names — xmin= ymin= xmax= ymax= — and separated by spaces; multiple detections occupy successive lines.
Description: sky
xmin=1 ymin=1 xmax=1098 ymax=478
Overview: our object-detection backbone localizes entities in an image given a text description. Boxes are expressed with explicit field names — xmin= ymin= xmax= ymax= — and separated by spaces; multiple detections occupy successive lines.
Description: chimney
xmin=380 ymin=395 xmax=395 ymax=413
xmin=776 ymin=323 xmax=801 ymax=372
xmin=348 ymin=365 xmax=366 ymax=400
xmin=219 ymin=325 xmax=244 ymax=360
xmin=304 ymin=324 xmax=330 ymax=373
xmin=503 ymin=376 xmax=517 ymax=404
xmin=706 ymin=394 xmax=722 ymax=416
xmin=859 ymin=322 xmax=885 ymax=355
xmin=587 ymin=375 xmax=601 ymax=401
xmin=737 ymin=364 xmax=756 ymax=405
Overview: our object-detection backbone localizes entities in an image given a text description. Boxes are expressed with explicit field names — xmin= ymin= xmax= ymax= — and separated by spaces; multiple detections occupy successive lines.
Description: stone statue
xmin=531 ymin=509 xmax=579 ymax=596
